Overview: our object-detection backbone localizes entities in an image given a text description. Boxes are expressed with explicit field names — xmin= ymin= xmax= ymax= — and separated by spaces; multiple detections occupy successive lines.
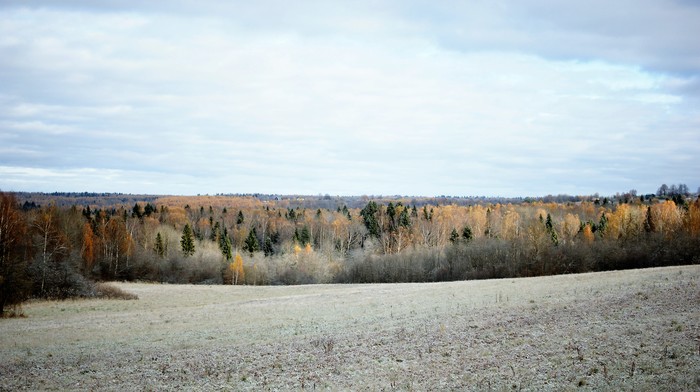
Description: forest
xmin=1 ymin=186 xmax=699 ymax=315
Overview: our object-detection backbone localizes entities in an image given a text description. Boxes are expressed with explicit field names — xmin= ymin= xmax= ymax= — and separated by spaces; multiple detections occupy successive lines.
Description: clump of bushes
xmin=94 ymin=283 xmax=138 ymax=300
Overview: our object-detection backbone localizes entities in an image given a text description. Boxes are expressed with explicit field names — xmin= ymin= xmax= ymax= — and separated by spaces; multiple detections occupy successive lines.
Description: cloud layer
xmin=1 ymin=1 xmax=698 ymax=196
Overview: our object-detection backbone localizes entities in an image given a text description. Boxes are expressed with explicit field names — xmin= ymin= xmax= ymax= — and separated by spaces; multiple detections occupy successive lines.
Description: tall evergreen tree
xmin=462 ymin=226 xmax=473 ymax=242
xmin=360 ymin=201 xmax=381 ymax=238
xmin=263 ymin=236 xmax=274 ymax=256
xmin=449 ymin=228 xmax=460 ymax=243
xmin=387 ymin=202 xmax=396 ymax=222
xmin=144 ymin=203 xmax=156 ymax=217
xmin=300 ymin=226 xmax=311 ymax=245
xmin=398 ymin=207 xmax=411 ymax=228
xmin=236 ymin=210 xmax=245 ymax=225
xmin=154 ymin=232 xmax=166 ymax=258
xmin=598 ymin=213 xmax=608 ymax=237
xmin=644 ymin=206 xmax=655 ymax=233
xmin=210 ymin=221 xmax=221 ymax=242
xmin=244 ymin=228 xmax=260 ymax=254
xmin=545 ymin=213 xmax=558 ymax=246
xmin=131 ymin=203 xmax=143 ymax=219
xmin=221 ymin=235 xmax=233 ymax=261
xmin=180 ymin=224 xmax=195 ymax=257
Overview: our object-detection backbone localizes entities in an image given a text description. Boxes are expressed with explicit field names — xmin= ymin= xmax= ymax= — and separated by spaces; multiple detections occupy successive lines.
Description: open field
xmin=1 ymin=266 xmax=699 ymax=391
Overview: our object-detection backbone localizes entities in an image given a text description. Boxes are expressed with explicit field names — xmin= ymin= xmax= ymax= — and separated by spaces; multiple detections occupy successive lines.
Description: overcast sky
xmin=1 ymin=1 xmax=698 ymax=197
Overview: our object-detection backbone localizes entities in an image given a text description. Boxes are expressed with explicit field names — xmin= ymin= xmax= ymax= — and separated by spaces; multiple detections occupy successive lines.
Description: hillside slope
xmin=1 ymin=265 xmax=699 ymax=390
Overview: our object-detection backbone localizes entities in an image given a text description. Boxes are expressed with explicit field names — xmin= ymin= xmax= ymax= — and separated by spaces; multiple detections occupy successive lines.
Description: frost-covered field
xmin=2 ymin=266 xmax=699 ymax=391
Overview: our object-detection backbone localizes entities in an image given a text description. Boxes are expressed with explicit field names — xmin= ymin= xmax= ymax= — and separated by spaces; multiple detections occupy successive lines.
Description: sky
xmin=1 ymin=0 xmax=699 ymax=197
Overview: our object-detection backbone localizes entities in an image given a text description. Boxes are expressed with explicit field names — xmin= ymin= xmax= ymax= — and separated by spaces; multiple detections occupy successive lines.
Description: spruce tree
xmin=399 ymin=208 xmax=411 ymax=228
xmin=221 ymin=236 xmax=233 ymax=261
xmin=300 ymin=226 xmax=311 ymax=245
xmin=180 ymin=224 xmax=195 ymax=257
xmin=449 ymin=228 xmax=460 ymax=243
xmin=132 ymin=203 xmax=143 ymax=219
xmin=154 ymin=232 xmax=166 ymax=258
xmin=263 ymin=236 xmax=274 ymax=256
xmin=360 ymin=201 xmax=381 ymax=238
xmin=462 ymin=226 xmax=473 ymax=242
xmin=387 ymin=202 xmax=396 ymax=222
xmin=244 ymin=228 xmax=260 ymax=255
xmin=644 ymin=206 xmax=655 ymax=233
xmin=210 ymin=221 xmax=221 ymax=242
xmin=545 ymin=214 xmax=558 ymax=246
xmin=598 ymin=213 xmax=608 ymax=236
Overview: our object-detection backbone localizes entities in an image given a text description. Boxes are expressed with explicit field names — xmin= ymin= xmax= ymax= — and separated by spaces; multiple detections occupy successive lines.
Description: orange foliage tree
xmin=81 ymin=222 xmax=96 ymax=275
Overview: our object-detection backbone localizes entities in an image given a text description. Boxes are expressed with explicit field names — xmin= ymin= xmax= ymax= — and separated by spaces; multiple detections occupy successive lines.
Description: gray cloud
xmin=0 ymin=1 xmax=698 ymax=196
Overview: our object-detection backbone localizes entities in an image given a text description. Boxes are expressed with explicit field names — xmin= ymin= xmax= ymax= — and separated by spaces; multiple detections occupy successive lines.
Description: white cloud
xmin=0 ymin=2 xmax=698 ymax=196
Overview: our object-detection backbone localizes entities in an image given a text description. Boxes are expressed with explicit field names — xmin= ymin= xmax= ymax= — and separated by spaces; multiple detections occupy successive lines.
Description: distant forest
xmin=1 ymin=185 xmax=699 ymax=314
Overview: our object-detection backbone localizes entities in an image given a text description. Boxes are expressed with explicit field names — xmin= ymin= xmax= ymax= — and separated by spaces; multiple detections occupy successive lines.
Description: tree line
xmin=1 ymin=187 xmax=699 ymax=314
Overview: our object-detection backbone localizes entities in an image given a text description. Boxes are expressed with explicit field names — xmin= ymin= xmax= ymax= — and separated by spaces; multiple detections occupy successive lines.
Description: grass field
xmin=1 ymin=265 xmax=699 ymax=391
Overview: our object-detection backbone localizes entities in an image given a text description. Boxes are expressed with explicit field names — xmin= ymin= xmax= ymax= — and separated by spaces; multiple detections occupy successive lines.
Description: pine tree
xmin=132 ymin=203 xmax=143 ymax=219
xmin=144 ymin=203 xmax=156 ymax=216
xmin=180 ymin=224 xmax=195 ymax=257
xmin=462 ymin=226 xmax=473 ymax=242
xmin=263 ymin=236 xmax=274 ymax=256
xmin=360 ymin=201 xmax=381 ymax=238
xmin=287 ymin=208 xmax=297 ymax=222
xmin=644 ymin=206 xmax=655 ymax=233
xmin=545 ymin=213 xmax=558 ymax=246
xmin=399 ymin=207 xmax=411 ymax=228
xmin=210 ymin=221 xmax=221 ymax=242
xmin=236 ymin=210 xmax=245 ymax=225
xmin=154 ymin=232 xmax=166 ymax=258
xmin=387 ymin=202 xmax=396 ymax=223
xmin=244 ymin=228 xmax=260 ymax=254
xmin=300 ymin=226 xmax=311 ymax=245
xmin=221 ymin=235 xmax=233 ymax=261
xmin=449 ymin=228 xmax=460 ymax=243
xmin=598 ymin=213 xmax=608 ymax=237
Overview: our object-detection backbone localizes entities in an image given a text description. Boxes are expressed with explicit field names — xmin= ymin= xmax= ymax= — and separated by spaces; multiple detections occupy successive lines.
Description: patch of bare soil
xmin=1 ymin=266 xmax=699 ymax=391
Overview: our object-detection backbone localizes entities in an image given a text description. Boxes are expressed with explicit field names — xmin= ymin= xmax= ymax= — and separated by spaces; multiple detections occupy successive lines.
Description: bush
xmin=94 ymin=283 xmax=138 ymax=300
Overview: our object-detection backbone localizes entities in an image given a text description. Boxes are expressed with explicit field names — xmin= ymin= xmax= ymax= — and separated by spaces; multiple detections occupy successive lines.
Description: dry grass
xmin=1 ymin=265 xmax=699 ymax=391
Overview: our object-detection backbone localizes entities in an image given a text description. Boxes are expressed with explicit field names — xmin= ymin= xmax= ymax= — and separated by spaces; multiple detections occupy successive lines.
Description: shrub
xmin=94 ymin=283 xmax=138 ymax=300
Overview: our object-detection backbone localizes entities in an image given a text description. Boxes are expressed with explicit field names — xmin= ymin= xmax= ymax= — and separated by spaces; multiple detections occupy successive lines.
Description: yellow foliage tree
xmin=686 ymin=199 xmax=700 ymax=236
xmin=229 ymin=253 xmax=245 ymax=285
xmin=501 ymin=209 xmax=521 ymax=240
xmin=582 ymin=224 xmax=595 ymax=244
xmin=561 ymin=213 xmax=581 ymax=243
xmin=605 ymin=204 xmax=644 ymax=240
xmin=651 ymin=200 xmax=681 ymax=236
